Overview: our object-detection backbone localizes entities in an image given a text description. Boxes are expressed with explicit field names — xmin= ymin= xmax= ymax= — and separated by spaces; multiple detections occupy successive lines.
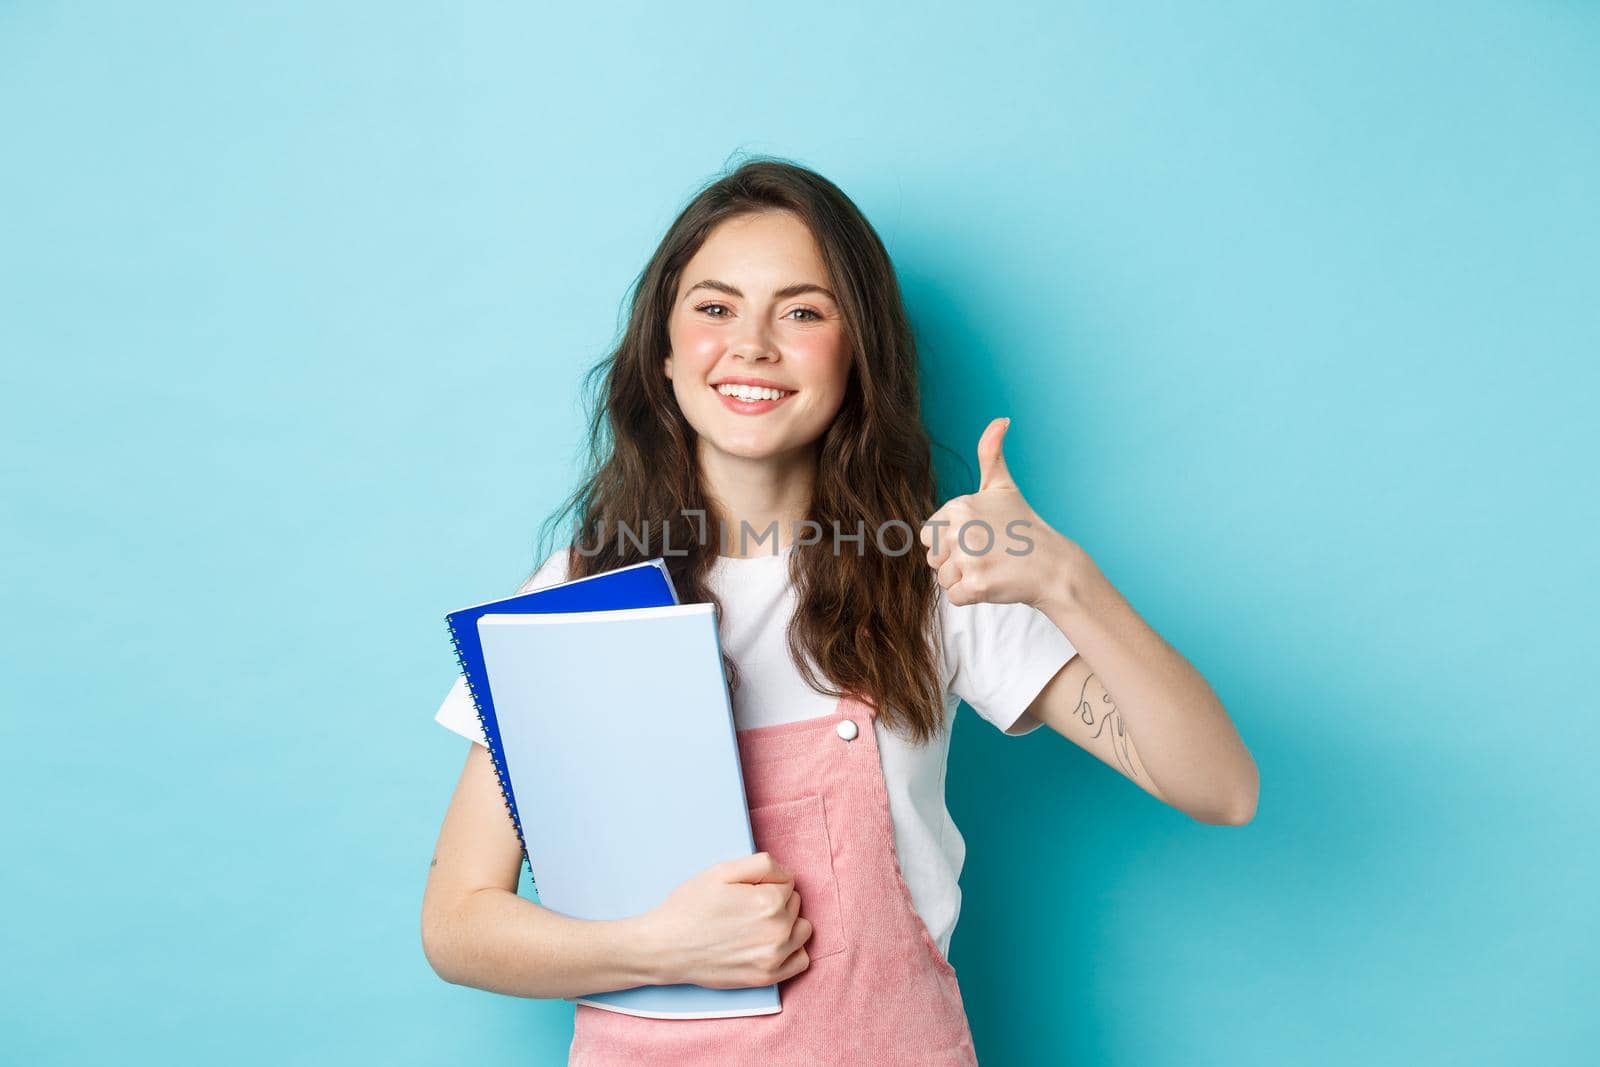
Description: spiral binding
xmin=446 ymin=614 xmax=537 ymax=886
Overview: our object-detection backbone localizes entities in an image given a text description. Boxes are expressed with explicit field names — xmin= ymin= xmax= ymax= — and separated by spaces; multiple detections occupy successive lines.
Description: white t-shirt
xmin=433 ymin=543 xmax=1078 ymax=961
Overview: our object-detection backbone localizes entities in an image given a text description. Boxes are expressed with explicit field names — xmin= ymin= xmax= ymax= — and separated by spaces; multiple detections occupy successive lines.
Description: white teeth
xmin=716 ymin=383 xmax=790 ymax=401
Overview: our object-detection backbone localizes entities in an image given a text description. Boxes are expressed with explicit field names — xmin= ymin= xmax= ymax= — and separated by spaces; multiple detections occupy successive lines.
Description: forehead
xmin=682 ymin=210 xmax=829 ymax=283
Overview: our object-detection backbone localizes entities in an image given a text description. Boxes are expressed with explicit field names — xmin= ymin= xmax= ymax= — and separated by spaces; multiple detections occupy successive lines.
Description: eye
xmin=694 ymin=302 xmax=732 ymax=318
xmin=787 ymin=307 xmax=822 ymax=322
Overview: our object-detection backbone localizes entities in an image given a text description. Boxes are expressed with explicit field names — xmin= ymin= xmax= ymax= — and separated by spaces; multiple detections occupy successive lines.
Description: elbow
xmin=1214 ymin=763 xmax=1260 ymax=827
xmin=1190 ymin=796 xmax=1255 ymax=827
xmin=1217 ymin=788 xmax=1257 ymax=827
xmin=420 ymin=914 xmax=452 ymax=983
xmin=1191 ymin=764 xmax=1259 ymax=827
xmin=420 ymin=903 xmax=466 ymax=986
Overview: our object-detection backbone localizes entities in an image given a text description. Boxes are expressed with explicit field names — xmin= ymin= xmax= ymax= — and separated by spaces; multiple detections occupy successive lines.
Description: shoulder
xmin=433 ymin=546 xmax=572 ymax=746
xmin=515 ymin=544 xmax=573 ymax=594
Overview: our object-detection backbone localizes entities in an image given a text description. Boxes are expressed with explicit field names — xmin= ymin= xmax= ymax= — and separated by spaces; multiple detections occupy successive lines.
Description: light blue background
xmin=3 ymin=3 xmax=1595 ymax=1064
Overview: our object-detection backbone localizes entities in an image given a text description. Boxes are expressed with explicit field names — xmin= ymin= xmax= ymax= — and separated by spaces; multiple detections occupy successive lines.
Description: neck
xmin=697 ymin=440 xmax=816 ymax=557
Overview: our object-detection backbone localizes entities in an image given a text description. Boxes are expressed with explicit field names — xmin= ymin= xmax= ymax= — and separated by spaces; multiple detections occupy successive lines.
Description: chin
xmin=696 ymin=425 xmax=810 ymax=463
xmin=708 ymin=436 xmax=791 ymax=461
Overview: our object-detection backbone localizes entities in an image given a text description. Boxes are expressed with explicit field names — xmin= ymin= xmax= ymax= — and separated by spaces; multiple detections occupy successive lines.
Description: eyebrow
xmin=684 ymin=278 xmax=837 ymax=302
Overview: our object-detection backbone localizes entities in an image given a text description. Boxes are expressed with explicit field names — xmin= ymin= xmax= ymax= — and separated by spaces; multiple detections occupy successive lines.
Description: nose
xmin=730 ymin=319 xmax=778 ymax=364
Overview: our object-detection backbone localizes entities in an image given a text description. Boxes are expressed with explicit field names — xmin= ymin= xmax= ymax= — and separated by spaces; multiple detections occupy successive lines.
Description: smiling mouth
xmin=713 ymin=383 xmax=795 ymax=402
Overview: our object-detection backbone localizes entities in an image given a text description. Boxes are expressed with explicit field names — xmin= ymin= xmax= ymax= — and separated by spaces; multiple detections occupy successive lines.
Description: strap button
xmin=836 ymin=719 xmax=859 ymax=741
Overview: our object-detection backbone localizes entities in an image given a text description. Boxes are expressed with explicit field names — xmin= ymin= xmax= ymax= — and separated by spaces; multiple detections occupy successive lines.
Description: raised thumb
xmin=977 ymin=417 xmax=1013 ymax=492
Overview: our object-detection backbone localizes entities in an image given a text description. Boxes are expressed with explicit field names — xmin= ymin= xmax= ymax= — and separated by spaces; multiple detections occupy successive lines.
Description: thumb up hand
xmin=919 ymin=418 xmax=1073 ymax=608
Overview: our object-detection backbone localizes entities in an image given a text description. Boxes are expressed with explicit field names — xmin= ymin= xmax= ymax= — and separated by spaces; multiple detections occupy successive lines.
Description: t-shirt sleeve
xmin=939 ymin=592 xmax=1078 ymax=737
xmin=434 ymin=547 xmax=573 ymax=746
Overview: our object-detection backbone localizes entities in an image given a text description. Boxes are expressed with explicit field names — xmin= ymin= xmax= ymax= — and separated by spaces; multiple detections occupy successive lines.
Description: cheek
xmin=666 ymin=323 xmax=720 ymax=402
xmin=672 ymin=321 xmax=724 ymax=368
xmin=796 ymin=337 xmax=852 ymax=399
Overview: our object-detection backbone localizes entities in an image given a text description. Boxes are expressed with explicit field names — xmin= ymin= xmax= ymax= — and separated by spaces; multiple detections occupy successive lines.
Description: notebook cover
xmin=476 ymin=604 xmax=779 ymax=1019
xmin=445 ymin=558 xmax=679 ymax=875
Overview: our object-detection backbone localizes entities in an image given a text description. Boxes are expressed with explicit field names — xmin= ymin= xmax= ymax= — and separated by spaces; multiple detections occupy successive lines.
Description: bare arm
xmin=1028 ymin=545 xmax=1258 ymax=825
xmin=420 ymin=742 xmax=668 ymax=998
xmin=921 ymin=417 xmax=1259 ymax=826
xmin=1013 ymin=651 xmax=1167 ymax=801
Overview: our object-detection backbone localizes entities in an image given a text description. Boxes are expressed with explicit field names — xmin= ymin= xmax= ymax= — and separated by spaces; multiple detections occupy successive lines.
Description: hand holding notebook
xmin=639 ymin=846 xmax=813 ymax=986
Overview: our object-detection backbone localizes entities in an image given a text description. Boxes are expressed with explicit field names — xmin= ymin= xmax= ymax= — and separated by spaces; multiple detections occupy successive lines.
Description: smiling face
xmin=664 ymin=209 xmax=852 ymax=469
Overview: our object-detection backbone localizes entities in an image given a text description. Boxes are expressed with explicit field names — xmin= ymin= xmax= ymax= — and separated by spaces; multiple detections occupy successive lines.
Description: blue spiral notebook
xmin=476 ymin=603 xmax=779 ymax=1020
xmin=445 ymin=558 xmax=680 ymax=874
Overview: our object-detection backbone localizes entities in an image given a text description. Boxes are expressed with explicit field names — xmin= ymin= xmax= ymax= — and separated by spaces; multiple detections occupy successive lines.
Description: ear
xmin=663 ymin=353 xmax=673 ymax=380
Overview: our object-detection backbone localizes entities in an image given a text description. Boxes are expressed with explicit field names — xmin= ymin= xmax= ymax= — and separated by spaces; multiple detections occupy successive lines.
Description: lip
xmin=709 ymin=376 xmax=797 ymax=392
xmin=711 ymin=380 xmax=795 ymax=416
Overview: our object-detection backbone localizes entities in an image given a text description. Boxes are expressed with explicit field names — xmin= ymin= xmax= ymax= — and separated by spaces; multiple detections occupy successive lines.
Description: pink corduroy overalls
xmin=567 ymin=692 xmax=979 ymax=1066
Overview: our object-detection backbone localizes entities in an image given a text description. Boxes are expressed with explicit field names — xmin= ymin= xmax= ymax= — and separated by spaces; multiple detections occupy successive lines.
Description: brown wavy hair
xmin=532 ymin=155 xmax=948 ymax=745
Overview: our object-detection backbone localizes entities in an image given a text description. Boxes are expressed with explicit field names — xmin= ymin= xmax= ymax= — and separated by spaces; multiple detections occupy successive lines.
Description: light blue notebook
xmin=476 ymin=603 xmax=779 ymax=1020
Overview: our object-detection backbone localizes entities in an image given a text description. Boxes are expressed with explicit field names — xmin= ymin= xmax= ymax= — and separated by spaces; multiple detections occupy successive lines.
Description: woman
xmin=422 ymin=157 xmax=1259 ymax=1064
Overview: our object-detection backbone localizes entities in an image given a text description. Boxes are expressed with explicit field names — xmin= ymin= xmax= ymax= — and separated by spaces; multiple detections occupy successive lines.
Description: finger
xmin=937 ymin=557 xmax=962 ymax=590
xmin=728 ymin=851 xmax=793 ymax=885
xmin=920 ymin=510 xmax=952 ymax=556
xmin=775 ymin=945 xmax=811 ymax=982
xmin=712 ymin=852 xmax=769 ymax=882
xmin=977 ymin=417 xmax=1013 ymax=492
xmin=783 ymin=916 xmax=813 ymax=953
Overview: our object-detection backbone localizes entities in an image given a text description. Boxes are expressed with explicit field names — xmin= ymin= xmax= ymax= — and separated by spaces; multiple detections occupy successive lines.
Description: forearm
xmin=1036 ymin=540 xmax=1259 ymax=823
xmin=424 ymin=887 xmax=670 ymax=999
